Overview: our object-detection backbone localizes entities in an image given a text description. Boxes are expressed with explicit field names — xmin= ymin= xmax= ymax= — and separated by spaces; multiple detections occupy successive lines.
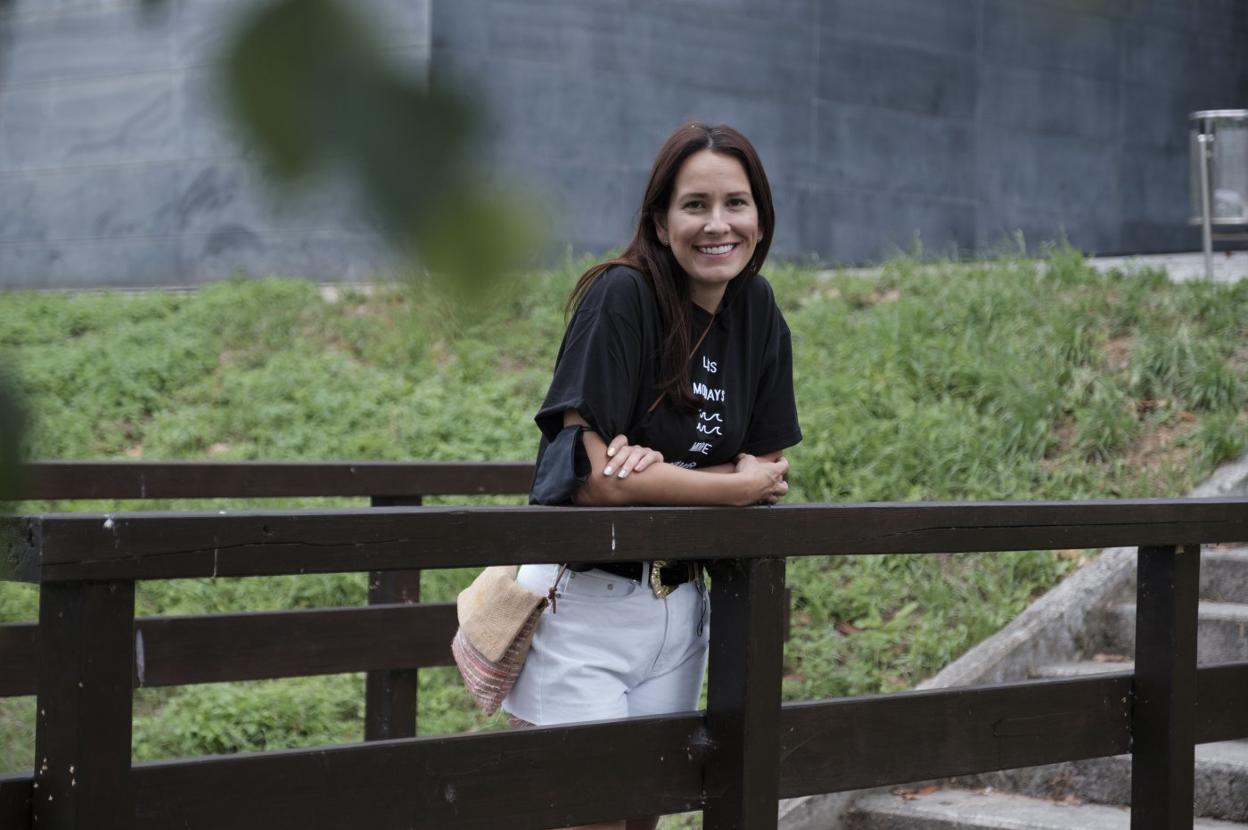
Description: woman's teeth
xmin=696 ymin=244 xmax=735 ymax=255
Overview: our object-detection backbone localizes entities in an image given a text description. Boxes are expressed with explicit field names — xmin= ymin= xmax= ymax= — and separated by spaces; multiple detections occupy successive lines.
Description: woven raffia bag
xmin=451 ymin=565 xmax=560 ymax=715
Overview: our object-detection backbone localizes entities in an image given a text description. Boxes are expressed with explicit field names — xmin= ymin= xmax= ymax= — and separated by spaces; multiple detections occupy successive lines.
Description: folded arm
xmin=563 ymin=410 xmax=789 ymax=507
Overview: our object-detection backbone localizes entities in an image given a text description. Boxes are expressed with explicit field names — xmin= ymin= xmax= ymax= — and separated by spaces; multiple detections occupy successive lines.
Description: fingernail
xmin=618 ymin=470 xmax=628 ymax=479
xmin=607 ymin=447 xmax=616 ymax=457
xmin=603 ymin=466 xmax=614 ymax=476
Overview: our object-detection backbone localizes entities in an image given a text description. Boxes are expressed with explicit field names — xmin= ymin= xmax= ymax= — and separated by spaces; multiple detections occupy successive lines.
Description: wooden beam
xmin=14 ymin=461 xmax=533 ymax=501
xmin=1 ymin=603 xmax=456 ymax=699
xmin=1195 ymin=661 xmax=1248 ymax=743
xmin=778 ymin=673 xmax=1133 ymax=797
xmin=0 ymin=772 xmax=32 ymax=830
xmin=704 ymin=557 xmax=786 ymax=829
xmin=14 ymin=498 xmax=1248 ymax=583
xmin=0 ymin=620 xmax=36 ymax=696
xmin=1131 ymin=545 xmax=1200 ymax=830
xmin=365 ymin=495 xmax=423 ymax=742
xmin=130 ymin=714 xmax=706 ymax=829
xmin=33 ymin=580 xmax=135 ymax=830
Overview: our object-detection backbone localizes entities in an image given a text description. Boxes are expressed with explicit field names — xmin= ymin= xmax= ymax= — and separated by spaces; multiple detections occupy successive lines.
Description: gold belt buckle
xmin=650 ymin=560 xmax=675 ymax=599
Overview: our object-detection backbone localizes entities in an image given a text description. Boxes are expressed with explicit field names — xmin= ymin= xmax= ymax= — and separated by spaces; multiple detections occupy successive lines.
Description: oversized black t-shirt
xmin=529 ymin=265 xmax=801 ymax=504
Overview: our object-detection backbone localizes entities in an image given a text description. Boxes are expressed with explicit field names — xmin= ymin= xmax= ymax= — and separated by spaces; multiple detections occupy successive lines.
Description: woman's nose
xmin=704 ymin=208 xmax=729 ymax=233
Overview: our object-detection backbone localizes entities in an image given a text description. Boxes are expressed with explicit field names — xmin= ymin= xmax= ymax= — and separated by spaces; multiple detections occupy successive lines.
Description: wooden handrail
xmin=5 ymin=497 xmax=1248 ymax=583
xmin=11 ymin=460 xmax=534 ymax=501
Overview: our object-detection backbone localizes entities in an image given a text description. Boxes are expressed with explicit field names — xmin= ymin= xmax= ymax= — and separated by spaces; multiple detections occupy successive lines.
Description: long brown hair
xmin=567 ymin=122 xmax=775 ymax=410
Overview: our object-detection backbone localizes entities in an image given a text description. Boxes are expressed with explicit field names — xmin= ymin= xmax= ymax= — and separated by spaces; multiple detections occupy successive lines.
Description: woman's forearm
xmin=574 ymin=427 xmax=755 ymax=506
xmin=559 ymin=409 xmax=787 ymax=506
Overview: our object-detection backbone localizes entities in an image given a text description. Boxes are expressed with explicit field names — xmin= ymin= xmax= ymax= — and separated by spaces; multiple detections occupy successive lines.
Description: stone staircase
xmin=842 ymin=546 xmax=1248 ymax=829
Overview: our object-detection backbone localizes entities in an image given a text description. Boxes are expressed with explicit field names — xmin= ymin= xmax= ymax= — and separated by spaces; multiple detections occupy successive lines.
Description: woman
xmin=504 ymin=122 xmax=801 ymax=830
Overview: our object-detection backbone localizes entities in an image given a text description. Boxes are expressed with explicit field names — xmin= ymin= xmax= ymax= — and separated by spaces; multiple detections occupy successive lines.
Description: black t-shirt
xmin=529 ymin=265 xmax=801 ymax=504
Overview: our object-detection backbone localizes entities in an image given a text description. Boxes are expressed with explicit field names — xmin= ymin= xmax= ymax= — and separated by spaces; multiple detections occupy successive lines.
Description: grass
xmin=1 ymin=248 xmax=1246 ymax=823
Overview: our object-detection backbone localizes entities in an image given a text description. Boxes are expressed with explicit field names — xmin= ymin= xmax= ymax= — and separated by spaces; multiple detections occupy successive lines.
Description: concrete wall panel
xmin=819 ymin=0 xmax=977 ymax=55
xmin=0 ymin=0 xmax=428 ymax=287
xmin=799 ymin=186 xmax=977 ymax=262
xmin=816 ymin=34 xmax=977 ymax=121
xmin=0 ymin=0 xmax=1242 ymax=286
xmin=5 ymin=7 xmax=172 ymax=86
xmin=0 ymin=77 xmax=178 ymax=174
xmin=0 ymin=163 xmax=179 ymax=244
xmin=982 ymin=0 xmax=1122 ymax=80
xmin=0 ymin=236 xmax=184 ymax=288
xmin=813 ymin=103 xmax=976 ymax=201
xmin=979 ymin=65 xmax=1120 ymax=142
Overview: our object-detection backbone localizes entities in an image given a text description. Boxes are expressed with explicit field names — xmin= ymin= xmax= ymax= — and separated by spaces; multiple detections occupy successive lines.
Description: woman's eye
xmin=684 ymin=200 xmax=704 ymax=210
xmin=728 ymin=197 xmax=748 ymax=208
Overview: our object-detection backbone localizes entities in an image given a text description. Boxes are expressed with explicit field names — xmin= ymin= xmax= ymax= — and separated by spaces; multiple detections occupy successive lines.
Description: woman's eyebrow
xmin=677 ymin=190 xmax=751 ymax=200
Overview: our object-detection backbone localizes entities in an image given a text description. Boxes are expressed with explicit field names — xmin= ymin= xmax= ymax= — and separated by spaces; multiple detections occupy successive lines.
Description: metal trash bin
xmin=1190 ymin=109 xmax=1248 ymax=279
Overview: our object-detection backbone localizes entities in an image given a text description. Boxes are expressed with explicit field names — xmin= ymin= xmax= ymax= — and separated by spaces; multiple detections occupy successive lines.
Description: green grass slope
xmin=1 ymin=249 xmax=1246 ymax=777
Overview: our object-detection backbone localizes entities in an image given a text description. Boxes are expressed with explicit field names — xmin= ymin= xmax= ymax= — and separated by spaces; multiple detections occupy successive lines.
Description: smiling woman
xmin=502 ymin=123 xmax=801 ymax=830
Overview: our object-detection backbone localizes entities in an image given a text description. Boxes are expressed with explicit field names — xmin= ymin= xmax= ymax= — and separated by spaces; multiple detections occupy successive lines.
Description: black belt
xmin=568 ymin=560 xmax=698 ymax=588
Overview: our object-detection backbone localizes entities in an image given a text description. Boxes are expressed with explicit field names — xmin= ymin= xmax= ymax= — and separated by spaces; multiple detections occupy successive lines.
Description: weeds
xmin=1 ymin=248 xmax=1246 ymax=776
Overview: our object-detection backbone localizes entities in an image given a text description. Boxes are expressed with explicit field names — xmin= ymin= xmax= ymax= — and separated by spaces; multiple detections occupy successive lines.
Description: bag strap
xmin=643 ymin=310 xmax=718 ymax=416
xmin=546 ymin=563 xmax=569 ymax=614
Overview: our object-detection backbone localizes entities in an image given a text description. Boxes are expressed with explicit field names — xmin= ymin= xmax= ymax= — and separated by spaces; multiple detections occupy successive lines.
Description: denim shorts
xmin=501 ymin=562 xmax=710 ymax=725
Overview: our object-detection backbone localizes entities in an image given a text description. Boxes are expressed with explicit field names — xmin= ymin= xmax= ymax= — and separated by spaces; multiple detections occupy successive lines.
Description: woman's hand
xmin=603 ymin=435 xmax=663 ymax=479
xmin=733 ymin=453 xmax=790 ymax=505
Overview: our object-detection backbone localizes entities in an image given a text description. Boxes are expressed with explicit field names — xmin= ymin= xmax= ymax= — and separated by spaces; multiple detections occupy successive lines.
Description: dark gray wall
xmin=0 ymin=1 xmax=1243 ymax=287
xmin=0 ymin=0 xmax=429 ymax=288
xmin=433 ymin=0 xmax=1248 ymax=263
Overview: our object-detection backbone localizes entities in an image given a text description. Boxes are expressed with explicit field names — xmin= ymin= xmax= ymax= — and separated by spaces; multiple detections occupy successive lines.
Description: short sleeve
xmin=530 ymin=269 xmax=649 ymax=504
xmin=741 ymin=306 xmax=802 ymax=456
xmin=534 ymin=271 xmax=646 ymax=443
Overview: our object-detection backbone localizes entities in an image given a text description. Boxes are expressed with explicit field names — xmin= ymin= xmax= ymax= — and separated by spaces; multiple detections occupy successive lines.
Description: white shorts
xmin=501 ymin=562 xmax=710 ymax=725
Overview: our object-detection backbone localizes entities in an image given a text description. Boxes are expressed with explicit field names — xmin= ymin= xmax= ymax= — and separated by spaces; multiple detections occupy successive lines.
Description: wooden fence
xmin=1 ymin=461 xmax=1247 ymax=829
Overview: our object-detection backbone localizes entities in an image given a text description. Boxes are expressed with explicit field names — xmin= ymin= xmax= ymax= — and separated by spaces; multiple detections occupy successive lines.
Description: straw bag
xmin=451 ymin=565 xmax=565 ymax=715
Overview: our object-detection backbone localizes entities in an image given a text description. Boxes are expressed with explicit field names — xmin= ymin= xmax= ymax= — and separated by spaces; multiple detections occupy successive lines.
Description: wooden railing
xmin=3 ymin=460 xmax=532 ymax=741
xmin=2 ymin=462 xmax=1247 ymax=829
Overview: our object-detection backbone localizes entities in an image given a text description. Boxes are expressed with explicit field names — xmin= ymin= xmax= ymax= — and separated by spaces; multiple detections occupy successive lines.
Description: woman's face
xmin=656 ymin=149 xmax=762 ymax=312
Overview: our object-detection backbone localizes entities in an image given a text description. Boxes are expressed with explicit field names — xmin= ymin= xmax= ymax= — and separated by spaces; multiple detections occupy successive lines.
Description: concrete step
xmin=1097 ymin=601 xmax=1248 ymax=662
xmin=952 ymin=742 xmax=1248 ymax=822
xmin=848 ymin=787 xmax=1244 ymax=829
xmin=1030 ymin=660 xmax=1133 ymax=678
xmin=1203 ymin=548 xmax=1248 ymax=604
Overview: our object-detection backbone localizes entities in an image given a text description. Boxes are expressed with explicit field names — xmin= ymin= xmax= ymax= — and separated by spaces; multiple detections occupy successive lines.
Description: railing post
xmin=32 ymin=580 xmax=135 ymax=830
xmin=1131 ymin=544 xmax=1200 ymax=830
xmin=703 ymin=557 xmax=786 ymax=830
xmin=365 ymin=495 xmax=423 ymax=741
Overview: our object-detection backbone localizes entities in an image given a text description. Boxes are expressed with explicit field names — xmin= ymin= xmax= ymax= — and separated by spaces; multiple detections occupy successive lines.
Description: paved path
xmin=816 ymin=250 xmax=1248 ymax=286
xmin=1086 ymin=250 xmax=1248 ymax=283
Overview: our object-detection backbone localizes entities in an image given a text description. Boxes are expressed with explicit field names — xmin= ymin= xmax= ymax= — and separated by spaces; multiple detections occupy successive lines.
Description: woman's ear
xmin=654 ymin=215 xmax=669 ymax=246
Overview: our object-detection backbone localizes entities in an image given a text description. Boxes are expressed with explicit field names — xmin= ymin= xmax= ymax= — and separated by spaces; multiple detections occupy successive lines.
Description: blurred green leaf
xmin=222 ymin=0 xmax=535 ymax=299
xmin=410 ymin=187 xmax=544 ymax=305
